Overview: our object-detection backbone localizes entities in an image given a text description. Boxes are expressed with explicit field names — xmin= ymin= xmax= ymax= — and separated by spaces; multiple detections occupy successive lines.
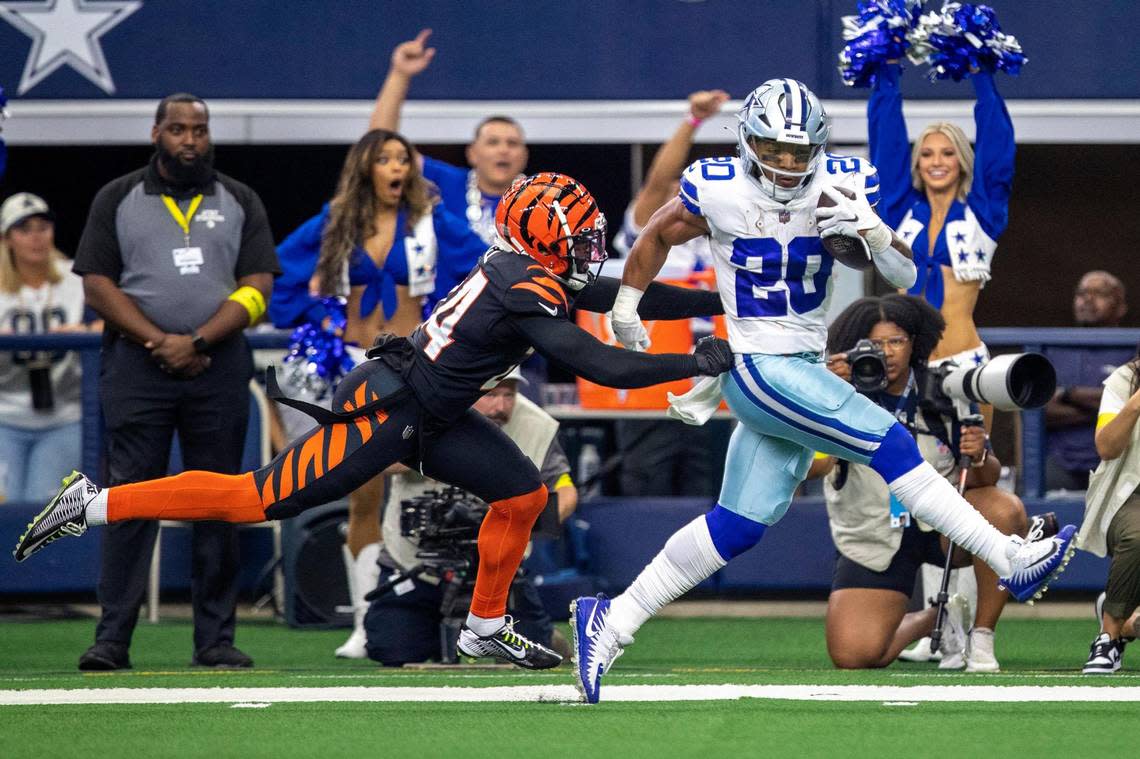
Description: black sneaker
xmin=192 ymin=644 xmax=254 ymax=668
xmin=456 ymin=616 xmax=562 ymax=670
xmin=1082 ymin=633 xmax=1125 ymax=674
xmin=13 ymin=471 xmax=97 ymax=562
xmin=78 ymin=641 xmax=131 ymax=671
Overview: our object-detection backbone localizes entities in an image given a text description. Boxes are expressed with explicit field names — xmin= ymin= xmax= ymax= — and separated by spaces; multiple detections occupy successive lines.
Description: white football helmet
xmin=736 ymin=78 xmax=831 ymax=202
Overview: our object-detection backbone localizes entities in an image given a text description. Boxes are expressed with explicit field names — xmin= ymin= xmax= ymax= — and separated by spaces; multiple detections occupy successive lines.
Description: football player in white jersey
xmin=570 ymin=78 xmax=1076 ymax=703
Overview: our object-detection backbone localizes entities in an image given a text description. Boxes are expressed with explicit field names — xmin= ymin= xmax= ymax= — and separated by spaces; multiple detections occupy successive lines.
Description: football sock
xmin=887 ymin=462 xmax=1012 ymax=576
xmin=104 ymin=471 xmax=268 ymax=524
xmin=608 ymin=515 xmax=727 ymax=639
xmin=468 ymin=484 xmax=548 ymax=619
xmin=465 ymin=614 xmax=505 ymax=637
xmin=84 ymin=490 xmax=108 ymax=526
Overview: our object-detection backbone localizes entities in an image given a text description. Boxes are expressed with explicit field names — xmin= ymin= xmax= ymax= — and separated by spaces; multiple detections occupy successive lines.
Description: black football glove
xmin=693 ymin=336 xmax=734 ymax=376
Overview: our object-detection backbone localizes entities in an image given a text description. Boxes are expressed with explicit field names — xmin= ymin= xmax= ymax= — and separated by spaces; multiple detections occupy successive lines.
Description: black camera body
xmin=845 ymin=338 xmax=888 ymax=393
xmin=399 ymin=486 xmax=488 ymax=563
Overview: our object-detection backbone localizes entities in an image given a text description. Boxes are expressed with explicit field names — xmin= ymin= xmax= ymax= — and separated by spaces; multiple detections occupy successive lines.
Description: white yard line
xmin=2 ymin=684 xmax=1139 ymax=706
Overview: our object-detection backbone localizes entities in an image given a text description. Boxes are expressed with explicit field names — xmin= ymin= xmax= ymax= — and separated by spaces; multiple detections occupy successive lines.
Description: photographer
xmin=813 ymin=295 xmax=1028 ymax=672
xmin=364 ymin=368 xmax=576 ymax=666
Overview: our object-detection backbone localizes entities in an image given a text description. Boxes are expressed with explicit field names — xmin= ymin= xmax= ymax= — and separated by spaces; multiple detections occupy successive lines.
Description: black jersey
xmin=403 ymin=247 xmax=726 ymax=422
xmin=406 ymin=248 xmax=562 ymax=420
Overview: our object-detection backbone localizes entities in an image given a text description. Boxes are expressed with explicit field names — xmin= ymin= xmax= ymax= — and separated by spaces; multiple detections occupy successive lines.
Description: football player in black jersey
xmin=16 ymin=172 xmax=734 ymax=670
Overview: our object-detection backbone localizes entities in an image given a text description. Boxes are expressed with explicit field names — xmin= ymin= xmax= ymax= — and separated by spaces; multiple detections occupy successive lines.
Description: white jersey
xmin=678 ymin=154 xmax=880 ymax=354
xmin=0 ymin=259 xmax=86 ymax=429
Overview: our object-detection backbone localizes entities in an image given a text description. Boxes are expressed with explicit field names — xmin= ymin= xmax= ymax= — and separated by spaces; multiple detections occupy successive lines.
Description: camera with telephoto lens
xmin=844 ymin=338 xmax=888 ymax=393
xmin=920 ymin=353 xmax=1057 ymax=419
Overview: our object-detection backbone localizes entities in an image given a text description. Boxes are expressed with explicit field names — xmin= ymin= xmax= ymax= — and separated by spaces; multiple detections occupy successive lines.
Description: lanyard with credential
xmin=161 ymin=194 xmax=203 ymax=247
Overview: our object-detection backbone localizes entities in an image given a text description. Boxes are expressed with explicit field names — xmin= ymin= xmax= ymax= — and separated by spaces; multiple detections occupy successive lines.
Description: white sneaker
xmin=965 ymin=628 xmax=1001 ymax=673
xmin=937 ymin=594 xmax=969 ymax=670
xmin=898 ymin=636 xmax=942 ymax=663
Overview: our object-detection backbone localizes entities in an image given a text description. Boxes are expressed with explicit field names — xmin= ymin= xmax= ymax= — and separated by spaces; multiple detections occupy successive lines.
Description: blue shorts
xmin=718 ymin=353 xmax=897 ymax=525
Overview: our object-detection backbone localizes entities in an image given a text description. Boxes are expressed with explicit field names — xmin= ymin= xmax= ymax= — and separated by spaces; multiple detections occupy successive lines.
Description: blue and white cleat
xmin=999 ymin=524 xmax=1077 ymax=604
xmin=570 ymin=594 xmax=627 ymax=704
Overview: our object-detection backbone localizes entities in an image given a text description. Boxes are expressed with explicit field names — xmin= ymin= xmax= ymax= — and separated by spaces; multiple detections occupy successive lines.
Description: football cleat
xmin=456 ymin=616 xmax=562 ymax=670
xmin=571 ymin=594 xmax=629 ymax=704
xmin=998 ymin=524 xmax=1077 ymax=604
xmin=12 ymin=471 xmax=97 ymax=562
xmin=1082 ymin=632 xmax=1125 ymax=675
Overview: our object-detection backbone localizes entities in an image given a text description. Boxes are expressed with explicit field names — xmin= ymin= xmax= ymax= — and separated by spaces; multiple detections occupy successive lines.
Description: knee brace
xmin=868 ymin=422 xmax=925 ymax=484
xmin=704 ymin=504 xmax=767 ymax=561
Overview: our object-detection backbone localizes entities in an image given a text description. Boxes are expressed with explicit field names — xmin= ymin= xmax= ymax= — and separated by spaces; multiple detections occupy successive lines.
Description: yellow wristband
xmin=554 ymin=473 xmax=574 ymax=490
xmin=1096 ymin=412 xmax=1118 ymax=433
xmin=228 ymin=285 xmax=266 ymax=325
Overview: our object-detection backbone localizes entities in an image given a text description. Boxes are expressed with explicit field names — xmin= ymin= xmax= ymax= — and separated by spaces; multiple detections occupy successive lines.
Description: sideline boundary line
xmin=3 ymin=684 xmax=1140 ymax=705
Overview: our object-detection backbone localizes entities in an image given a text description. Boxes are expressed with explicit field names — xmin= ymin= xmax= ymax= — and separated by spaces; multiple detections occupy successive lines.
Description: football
xmin=816 ymin=187 xmax=873 ymax=270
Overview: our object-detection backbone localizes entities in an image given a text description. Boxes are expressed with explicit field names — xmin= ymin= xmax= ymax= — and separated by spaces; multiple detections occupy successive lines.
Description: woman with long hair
xmin=269 ymin=129 xmax=485 ymax=658
xmin=868 ymin=62 xmax=1015 ymax=369
xmin=0 ymin=193 xmax=95 ymax=501
xmin=816 ymin=295 xmax=1027 ymax=672
xmin=1077 ymin=340 xmax=1140 ymax=674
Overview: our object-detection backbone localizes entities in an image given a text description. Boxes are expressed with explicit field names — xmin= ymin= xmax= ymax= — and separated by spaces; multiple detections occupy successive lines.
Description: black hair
xmin=155 ymin=93 xmax=208 ymax=125
xmin=473 ymin=115 xmax=523 ymax=142
xmin=827 ymin=294 xmax=946 ymax=371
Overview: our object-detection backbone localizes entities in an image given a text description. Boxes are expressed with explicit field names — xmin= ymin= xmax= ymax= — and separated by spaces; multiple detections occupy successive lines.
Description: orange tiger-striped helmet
xmin=495 ymin=172 xmax=608 ymax=290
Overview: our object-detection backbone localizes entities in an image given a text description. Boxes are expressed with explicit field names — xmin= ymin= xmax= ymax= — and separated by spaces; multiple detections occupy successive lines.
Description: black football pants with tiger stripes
xmin=256 ymin=359 xmax=544 ymax=521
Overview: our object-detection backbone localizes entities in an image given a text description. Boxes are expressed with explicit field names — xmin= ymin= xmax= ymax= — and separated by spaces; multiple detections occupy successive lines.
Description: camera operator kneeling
xmin=364 ymin=370 xmax=577 ymax=666
xmin=812 ymin=295 xmax=1028 ymax=672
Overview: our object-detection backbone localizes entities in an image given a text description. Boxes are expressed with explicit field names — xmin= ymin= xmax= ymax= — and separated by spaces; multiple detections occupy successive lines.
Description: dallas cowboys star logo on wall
xmin=0 ymin=0 xmax=141 ymax=95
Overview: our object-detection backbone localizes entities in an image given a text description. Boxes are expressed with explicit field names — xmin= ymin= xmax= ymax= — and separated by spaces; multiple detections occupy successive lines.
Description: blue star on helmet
xmin=954 ymin=231 xmax=967 ymax=244
xmin=958 ymin=251 xmax=970 ymax=263
xmin=974 ymin=249 xmax=986 ymax=262
xmin=973 ymin=352 xmax=985 ymax=366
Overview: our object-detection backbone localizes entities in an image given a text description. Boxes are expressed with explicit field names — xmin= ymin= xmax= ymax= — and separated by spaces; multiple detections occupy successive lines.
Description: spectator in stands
xmin=72 ymin=93 xmax=278 ymax=670
xmin=370 ymin=29 xmax=527 ymax=250
xmin=811 ymin=294 xmax=1027 ymax=672
xmin=608 ymin=89 xmax=729 ymax=497
xmin=867 ymin=60 xmax=1014 ymax=373
xmin=268 ymin=128 xmax=484 ymax=659
xmin=364 ymin=368 xmax=577 ymax=665
xmin=0 ymin=193 xmax=92 ymax=501
xmin=1078 ymin=340 xmax=1140 ymax=674
xmin=1045 ymin=270 xmax=1132 ymax=491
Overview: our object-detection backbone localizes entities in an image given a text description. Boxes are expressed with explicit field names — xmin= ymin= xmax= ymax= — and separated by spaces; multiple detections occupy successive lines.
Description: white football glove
xmin=611 ymin=285 xmax=650 ymax=351
xmin=817 ymin=185 xmax=893 ymax=256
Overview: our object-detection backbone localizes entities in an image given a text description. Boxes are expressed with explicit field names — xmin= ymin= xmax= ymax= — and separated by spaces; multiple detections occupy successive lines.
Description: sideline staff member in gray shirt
xmin=72 ymin=93 xmax=279 ymax=671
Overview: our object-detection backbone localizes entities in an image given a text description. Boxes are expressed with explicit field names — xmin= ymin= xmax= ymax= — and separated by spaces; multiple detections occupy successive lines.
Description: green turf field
xmin=1 ymin=616 xmax=1136 ymax=758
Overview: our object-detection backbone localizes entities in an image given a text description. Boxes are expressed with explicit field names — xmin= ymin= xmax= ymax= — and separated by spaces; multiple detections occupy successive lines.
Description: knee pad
xmin=868 ymin=422 xmax=924 ymax=484
xmin=704 ymin=504 xmax=767 ymax=561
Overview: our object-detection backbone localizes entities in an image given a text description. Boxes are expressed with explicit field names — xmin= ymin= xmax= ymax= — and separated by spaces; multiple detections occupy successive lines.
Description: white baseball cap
xmin=501 ymin=365 xmax=529 ymax=385
xmin=1 ymin=193 xmax=53 ymax=235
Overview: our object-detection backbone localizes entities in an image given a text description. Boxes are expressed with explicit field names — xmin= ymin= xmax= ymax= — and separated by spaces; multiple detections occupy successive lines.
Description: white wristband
xmin=863 ymin=222 xmax=893 ymax=255
xmin=613 ymin=284 xmax=645 ymax=322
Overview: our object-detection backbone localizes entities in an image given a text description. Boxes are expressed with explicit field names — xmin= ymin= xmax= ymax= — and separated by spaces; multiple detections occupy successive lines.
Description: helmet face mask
xmin=736 ymin=78 xmax=830 ymax=202
xmin=496 ymin=172 xmax=608 ymax=290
